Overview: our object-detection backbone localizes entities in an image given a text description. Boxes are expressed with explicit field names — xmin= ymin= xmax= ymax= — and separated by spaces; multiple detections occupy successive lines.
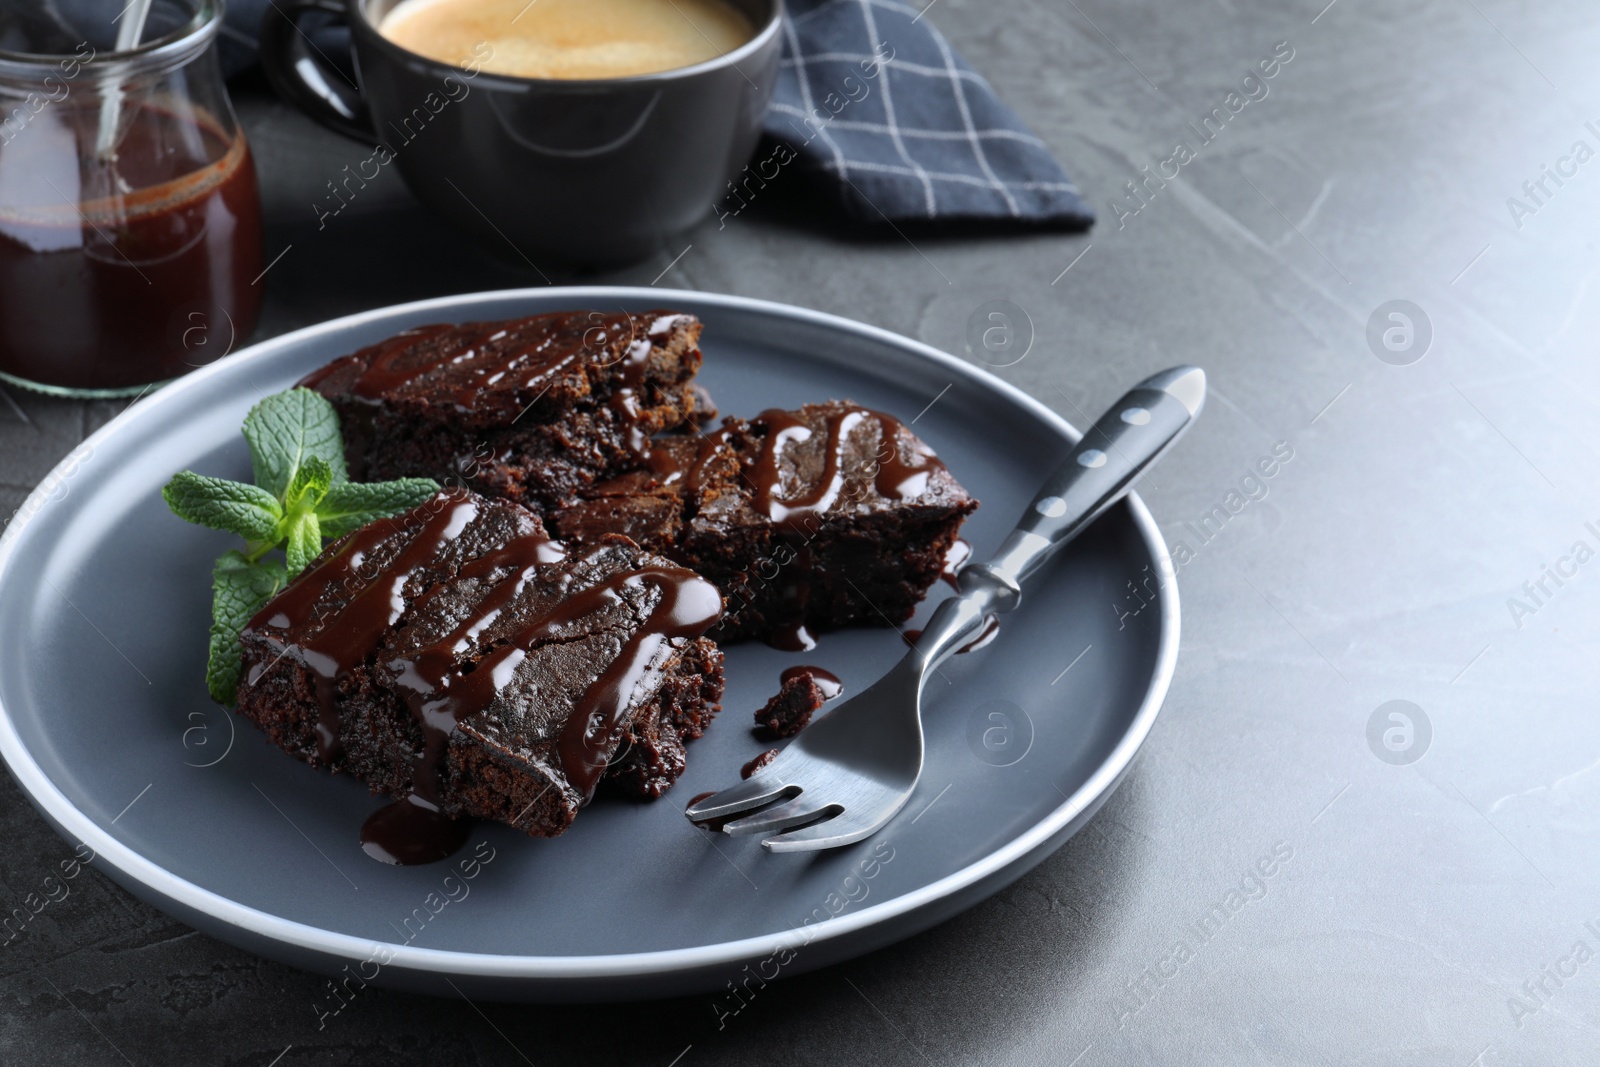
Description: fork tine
xmin=683 ymin=774 xmax=794 ymax=821
xmin=761 ymin=803 xmax=901 ymax=853
xmin=721 ymin=795 xmax=841 ymax=837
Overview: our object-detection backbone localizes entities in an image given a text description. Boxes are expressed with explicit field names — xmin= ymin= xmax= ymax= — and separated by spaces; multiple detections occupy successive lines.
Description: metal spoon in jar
xmin=95 ymin=0 xmax=157 ymax=159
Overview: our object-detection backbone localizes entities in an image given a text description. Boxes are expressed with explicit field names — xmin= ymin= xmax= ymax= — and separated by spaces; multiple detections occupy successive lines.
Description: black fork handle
xmin=914 ymin=366 xmax=1206 ymax=672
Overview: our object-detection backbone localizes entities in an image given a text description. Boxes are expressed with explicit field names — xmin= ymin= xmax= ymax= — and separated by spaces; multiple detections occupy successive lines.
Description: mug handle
xmin=258 ymin=0 xmax=374 ymax=142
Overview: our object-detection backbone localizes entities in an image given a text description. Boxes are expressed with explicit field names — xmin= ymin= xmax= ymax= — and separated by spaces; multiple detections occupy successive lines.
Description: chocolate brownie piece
xmin=554 ymin=401 xmax=978 ymax=648
xmin=298 ymin=311 xmax=705 ymax=511
xmin=235 ymin=488 xmax=725 ymax=850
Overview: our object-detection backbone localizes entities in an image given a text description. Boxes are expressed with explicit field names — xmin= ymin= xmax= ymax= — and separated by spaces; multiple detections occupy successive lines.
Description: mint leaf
xmin=278 ymin=456 xmax=333 ymax=575
xmin=284 ymin=511 xmax=321 ymax=579
xmin=316 ymin=478 xmax=440 ymax=537
xmin=207 ymin=551 xmax=286 ymax=705
xmin=242 ymin=388 xmax=347 ymax=500
xmin=162 ymin=472 xmax=282 ymax=541
xmin=175 ymin=388 xmax=435 ymax=706
xmin=284 ymin=454 xmax=334 ymax=513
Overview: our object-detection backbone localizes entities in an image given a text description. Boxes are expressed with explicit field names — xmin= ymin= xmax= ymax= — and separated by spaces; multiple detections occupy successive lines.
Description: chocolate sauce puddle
xmin=360 ymin=794 xmax=470 ymax=865
xmin=741 ymin=749 xmax=778 ymax=779
xmin=781 ymin=664 xmax=842 ymax=701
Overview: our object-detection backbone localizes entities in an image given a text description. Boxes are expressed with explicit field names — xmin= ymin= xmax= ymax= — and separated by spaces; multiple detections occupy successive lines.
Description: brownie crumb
xmin=756 ymin=670 xmax=829 ymax=737
xmin=742 ymin=749 xmax=779 ymax=779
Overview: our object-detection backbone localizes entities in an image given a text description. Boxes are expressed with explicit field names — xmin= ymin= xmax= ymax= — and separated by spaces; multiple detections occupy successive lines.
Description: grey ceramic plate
xmin=0 ymin=288 xmax=1178 ymax=1001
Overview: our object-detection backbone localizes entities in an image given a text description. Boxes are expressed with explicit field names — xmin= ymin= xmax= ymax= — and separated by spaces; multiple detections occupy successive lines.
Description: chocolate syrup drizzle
xmin=298 ymin=311 xmax=694 ymax=428
xmin=746 ymin=406 xmax=942 ymax=532
xmin=658 ymin=424 xmax=735 ymax=495
xmin=249 ymin=489 xmax=721 ymax=865
xmin=743 ymin=406 xmax=947 ymax=649
xmin=611 ymin=313 xmax=695 ymax=469
xmin=941 ymin=538 xmax=972 ymax=589
xmin=767 ymin=543 xmax=817 ymax=653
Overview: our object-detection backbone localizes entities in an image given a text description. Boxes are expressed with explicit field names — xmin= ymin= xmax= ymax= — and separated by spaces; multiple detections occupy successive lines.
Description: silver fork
xmin=683 ymin=366 xmax=1207 ymax=852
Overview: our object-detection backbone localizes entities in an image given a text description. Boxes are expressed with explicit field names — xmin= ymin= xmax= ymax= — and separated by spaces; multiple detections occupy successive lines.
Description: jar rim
xmin=0 ymin=0 xmax=221 ymax=77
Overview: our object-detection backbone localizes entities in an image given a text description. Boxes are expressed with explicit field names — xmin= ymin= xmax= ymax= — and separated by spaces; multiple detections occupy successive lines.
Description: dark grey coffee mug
xmin=260 ymin=0 xmax=782 ymax=267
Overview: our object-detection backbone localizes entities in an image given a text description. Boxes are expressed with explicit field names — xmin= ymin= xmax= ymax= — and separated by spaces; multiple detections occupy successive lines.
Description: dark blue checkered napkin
xmin=223 ymin=0 xmax=1092 ymax=227
xmin=770 ymin=0 xmax=1093 ymax=226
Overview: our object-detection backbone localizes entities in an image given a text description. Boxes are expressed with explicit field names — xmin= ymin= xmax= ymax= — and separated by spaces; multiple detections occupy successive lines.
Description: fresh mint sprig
xmin=163 ymin=388 xmax=438 ymax=705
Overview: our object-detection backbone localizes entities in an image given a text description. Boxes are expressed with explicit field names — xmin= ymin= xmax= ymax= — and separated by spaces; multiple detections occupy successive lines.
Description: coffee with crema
xmin=379 ymin=0 xmax=756 ymax=80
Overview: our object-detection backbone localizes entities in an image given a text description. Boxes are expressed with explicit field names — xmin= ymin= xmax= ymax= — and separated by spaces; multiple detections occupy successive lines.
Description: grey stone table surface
xmin=3 ymin=0 xmax=1599 ymax=1063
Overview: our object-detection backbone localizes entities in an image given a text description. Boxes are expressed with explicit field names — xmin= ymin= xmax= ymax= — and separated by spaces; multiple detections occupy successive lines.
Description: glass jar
xmin=0 ymin=0 xmax=263 ymax=396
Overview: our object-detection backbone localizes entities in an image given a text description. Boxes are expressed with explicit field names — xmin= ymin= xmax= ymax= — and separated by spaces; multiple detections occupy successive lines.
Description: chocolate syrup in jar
xmin=0 ymin=102 xmax=263 ymax=392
